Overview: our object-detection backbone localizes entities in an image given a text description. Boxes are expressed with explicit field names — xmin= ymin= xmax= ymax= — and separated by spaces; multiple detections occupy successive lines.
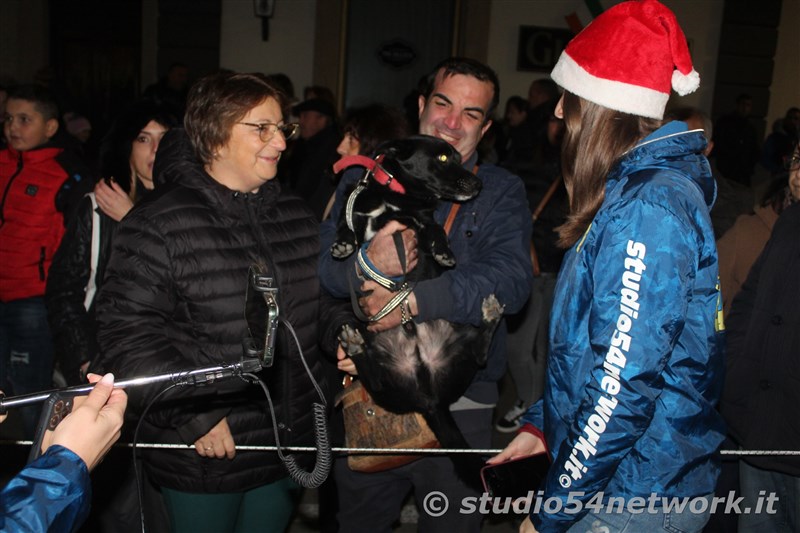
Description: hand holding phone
xmin=480 ymin=452 xmax=550 ymax=499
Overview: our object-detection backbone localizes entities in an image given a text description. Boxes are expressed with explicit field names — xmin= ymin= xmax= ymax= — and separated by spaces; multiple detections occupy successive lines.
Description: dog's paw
xmin=331 ymin=241 xmax=356 ymax=259
xmin=433 ymin=251 xmax=456 ymax=268
xmin=338 ymin=324 xmax=366 ymax=357
xmin=481 ymin=294 xmax=504 ymax=325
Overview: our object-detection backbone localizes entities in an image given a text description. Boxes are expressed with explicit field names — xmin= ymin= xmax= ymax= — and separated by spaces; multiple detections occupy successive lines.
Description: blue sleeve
xmin=521 ymin=397 xmax=544 ymax=429
xmin=319 ymin=169 xmax=362 ymax=297
xmin=414 ymin=172 xmax=533 ymax=324
xmin=533 ymin=201 xmax=698 ymax=532
xmin=0 ymin=445 xmax=91 ymax=533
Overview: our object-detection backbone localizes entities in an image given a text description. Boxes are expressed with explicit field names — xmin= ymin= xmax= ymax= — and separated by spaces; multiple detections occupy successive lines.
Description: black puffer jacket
xmin=722 ymin=202 xmax=800 ymax=476
xmin=94 ymin=129 xmax=346 ymax=492
xmin=46 ymin=194 xmax=118 ymax=385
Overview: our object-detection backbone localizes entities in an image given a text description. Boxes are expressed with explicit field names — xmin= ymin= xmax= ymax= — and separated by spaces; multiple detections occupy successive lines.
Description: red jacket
xmin=0 ymin=145 xmax=76 ymax=302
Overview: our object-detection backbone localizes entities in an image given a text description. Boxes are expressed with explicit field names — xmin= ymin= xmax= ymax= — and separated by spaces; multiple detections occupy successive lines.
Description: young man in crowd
xmin=0 ymin=84 xmax=90 ymax=435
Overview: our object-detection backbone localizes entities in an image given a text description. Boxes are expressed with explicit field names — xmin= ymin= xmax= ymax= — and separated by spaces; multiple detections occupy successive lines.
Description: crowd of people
xmin=1 ymin=0 xmax=798 ymax=531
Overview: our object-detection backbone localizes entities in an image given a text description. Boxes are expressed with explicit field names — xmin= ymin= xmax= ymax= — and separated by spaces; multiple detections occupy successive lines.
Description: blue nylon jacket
xmin=0 ymin=445 xmax=90 ymax=533
xmin=521 ymin=123 xmax=726 ymax=532
xmin=319 ymin=152 xmax=533 ymax=403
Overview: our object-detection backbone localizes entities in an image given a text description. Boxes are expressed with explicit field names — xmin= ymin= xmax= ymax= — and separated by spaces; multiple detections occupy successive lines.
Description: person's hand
xmin=194 ymin=417 xmax=236 ymax=459
xmin=79 ymin=361 xmax=90 ymax=382
xmin=0 ymin=390 xmax=7 ymax=424
xmin=520 ymin=516 xmax=539 ymax=533
xmin=336 ymin=344 xmax=358 ymax=375
xmin=44 ymin=373 xmax=127 ymax=471
xmin=485 ymin=431 xmax=546 ymax=465
xmin=365 ymin=221 xmax=418 ymax=276
xmin=95 ymin=179 xmax=134 ymax=222
xmin=358 ymin=282 xmax=418 ymax=333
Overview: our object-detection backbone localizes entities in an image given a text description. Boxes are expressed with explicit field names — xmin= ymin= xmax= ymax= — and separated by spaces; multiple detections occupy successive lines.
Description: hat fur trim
xmin=551 ymin=51 xmax=669 ymax=120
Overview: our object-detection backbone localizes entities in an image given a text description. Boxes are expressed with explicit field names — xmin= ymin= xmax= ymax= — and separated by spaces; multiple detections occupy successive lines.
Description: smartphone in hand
xmin=480 ymin=452 xmax=550 ymax=498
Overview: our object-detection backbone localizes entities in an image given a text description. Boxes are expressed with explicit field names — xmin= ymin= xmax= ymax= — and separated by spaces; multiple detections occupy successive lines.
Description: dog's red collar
xmin=332 ymin=154 xmax=406 ymax=194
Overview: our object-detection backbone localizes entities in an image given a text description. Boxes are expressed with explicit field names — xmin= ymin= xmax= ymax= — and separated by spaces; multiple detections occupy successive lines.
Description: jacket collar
xmin=608 ymin=121 xmax=716 ymax=208
xmin=4 ymin=144 xmax=63 ymax=164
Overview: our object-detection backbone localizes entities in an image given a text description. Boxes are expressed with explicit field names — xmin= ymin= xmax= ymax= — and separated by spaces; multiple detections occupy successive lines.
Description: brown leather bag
xmin=336 ymin=379 xmax=440 ymax=472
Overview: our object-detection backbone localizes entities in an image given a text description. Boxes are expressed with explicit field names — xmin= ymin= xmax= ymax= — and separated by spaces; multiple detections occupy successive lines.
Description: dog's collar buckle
xmin=370 ymin=155 xmax=405 ymax=194
xmin=333 ymin=154 xmax=406 ymax=195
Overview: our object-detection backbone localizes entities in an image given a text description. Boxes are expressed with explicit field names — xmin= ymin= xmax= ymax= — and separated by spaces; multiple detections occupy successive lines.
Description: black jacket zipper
xmin=0 ymin=153 xmax=24 ymax=228
xmin=243 ymin=193 xmax=294 ymax=445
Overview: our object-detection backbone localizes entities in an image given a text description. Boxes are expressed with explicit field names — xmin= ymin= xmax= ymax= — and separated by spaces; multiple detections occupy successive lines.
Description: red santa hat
xmin=550 ymin=0 xmax=699 ymax=119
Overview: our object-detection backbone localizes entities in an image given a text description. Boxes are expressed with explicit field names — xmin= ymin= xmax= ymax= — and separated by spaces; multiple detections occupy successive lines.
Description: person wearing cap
xmin=284 ymin=97 xmax=341 ymax=220
xmin=488 ymin=1 xmax=725 ymax=532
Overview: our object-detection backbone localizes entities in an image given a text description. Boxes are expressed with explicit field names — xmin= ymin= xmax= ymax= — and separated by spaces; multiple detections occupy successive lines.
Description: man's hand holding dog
xmin=359 ymin=282 xmax=419 ymax=332
xmin=365 ymin=221 xmax=418 ymax=276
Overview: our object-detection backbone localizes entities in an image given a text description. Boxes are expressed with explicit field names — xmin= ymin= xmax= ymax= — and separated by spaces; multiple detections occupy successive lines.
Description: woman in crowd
xmin=321 ymin=103 xmax=409 ymax=220
xmin=489 ymin=2 xmax=726 ymax=532
xmin=46 ymin=101 xmax=176 ymax=386
xmin=717 ymin=142 xmax=799 ymax=316
xmin=496 ymin=96 xmax=567 ymax=434
xmin=336 ymin=103 xmax=409 ymax=159
xmin=92 ymin=71 xmax=346 ymax=532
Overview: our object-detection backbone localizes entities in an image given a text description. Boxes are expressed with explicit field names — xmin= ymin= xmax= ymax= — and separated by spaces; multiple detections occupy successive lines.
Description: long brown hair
xmin=556 ymin=91 xmax=660 ymax=247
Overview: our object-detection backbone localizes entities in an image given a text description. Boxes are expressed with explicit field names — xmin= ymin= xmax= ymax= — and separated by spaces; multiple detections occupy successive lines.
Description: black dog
xmin=332 ymin=135 xmax=503 ymax=487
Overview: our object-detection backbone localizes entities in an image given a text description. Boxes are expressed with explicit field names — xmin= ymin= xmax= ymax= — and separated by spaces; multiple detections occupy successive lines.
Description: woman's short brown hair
xmin=556 ymin=91 xmax=660 ymax=248
xmin=184 ymin=71 xmax=287 ymax=165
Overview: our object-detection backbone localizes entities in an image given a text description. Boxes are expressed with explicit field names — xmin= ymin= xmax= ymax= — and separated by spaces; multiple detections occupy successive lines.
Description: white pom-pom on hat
xmin=672 ymin=68 xmax=700 ymax=96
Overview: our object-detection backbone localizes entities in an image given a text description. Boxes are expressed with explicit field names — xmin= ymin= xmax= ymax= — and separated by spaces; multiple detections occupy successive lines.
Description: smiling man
xmin=319 ymin=57 xmax=533 ymax=533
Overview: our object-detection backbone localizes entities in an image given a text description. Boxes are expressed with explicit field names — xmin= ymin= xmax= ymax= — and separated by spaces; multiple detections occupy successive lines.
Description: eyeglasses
xmin=784 ymin=154 xmax=800 ymax=171
xmin=238 ymin=122 xmax=299 ymax=142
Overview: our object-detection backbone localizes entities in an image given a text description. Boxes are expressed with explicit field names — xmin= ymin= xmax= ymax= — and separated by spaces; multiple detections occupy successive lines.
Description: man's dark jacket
xmin=722 ymin=202 xmax=800 ymax=476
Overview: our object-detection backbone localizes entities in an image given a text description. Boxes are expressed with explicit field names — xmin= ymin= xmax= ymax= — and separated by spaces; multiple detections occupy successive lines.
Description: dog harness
xmin=332 ymin=154 xmax=470 ymax=329
xmin=333 ymin=154 xmax=404 ymax=236
xmin=333 ymin=154 xmax=405 ymax=193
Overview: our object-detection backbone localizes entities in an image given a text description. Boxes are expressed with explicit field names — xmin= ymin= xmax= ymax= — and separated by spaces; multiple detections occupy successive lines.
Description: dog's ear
xmin=375 ymin=138 xmax=413 ymax=161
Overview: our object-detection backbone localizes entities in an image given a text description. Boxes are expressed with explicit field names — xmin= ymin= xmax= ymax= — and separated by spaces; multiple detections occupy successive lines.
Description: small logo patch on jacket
xmin=26 ymin=185 xmax=39 ymax=196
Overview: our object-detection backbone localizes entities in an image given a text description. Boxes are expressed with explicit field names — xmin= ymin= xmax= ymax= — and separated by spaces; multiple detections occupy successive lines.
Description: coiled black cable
xmin=130 ymin=314 xmax=332 ymax=532
xmin=246 ymin=376 xmax=332 ymax=489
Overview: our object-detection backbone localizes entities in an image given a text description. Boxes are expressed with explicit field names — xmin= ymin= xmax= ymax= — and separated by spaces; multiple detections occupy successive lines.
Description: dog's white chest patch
xmin=415 ymin=321 xmax=457 ymax=376
xmin=363 ymin=204 xmax=388 ymax=241
xmin=372 ymin=321 xmax=458 ymax=380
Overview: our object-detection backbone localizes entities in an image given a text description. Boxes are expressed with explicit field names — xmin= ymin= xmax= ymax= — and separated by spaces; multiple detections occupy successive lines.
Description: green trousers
xmin=161 ymin=477 xmax=301 ymax=533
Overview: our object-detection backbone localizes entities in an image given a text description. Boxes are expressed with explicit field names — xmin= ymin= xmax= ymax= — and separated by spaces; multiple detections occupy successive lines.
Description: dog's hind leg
xmin=422 ymin=408 xmax=486 ymax=492
xmin=473 ymin=294 xmax=504 ymax=366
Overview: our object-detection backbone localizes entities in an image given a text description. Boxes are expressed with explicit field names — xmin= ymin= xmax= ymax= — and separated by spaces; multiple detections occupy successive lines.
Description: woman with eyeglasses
xmin=91 ymin=72 xmax=348 ymax=532
xmin=717 ymin=141 xmax=800 ymax=317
